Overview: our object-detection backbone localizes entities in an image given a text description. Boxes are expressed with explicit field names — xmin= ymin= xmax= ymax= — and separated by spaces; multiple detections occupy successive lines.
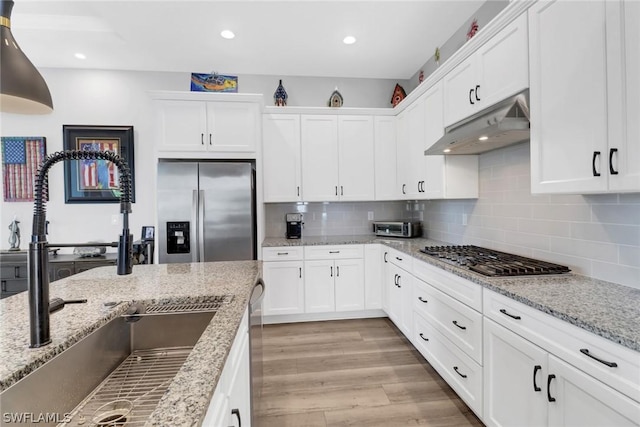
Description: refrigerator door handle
xmin=198 ymin=190 xmax=205 ymax=262
xmin=191 ymin=190 xmax=199 ymax=263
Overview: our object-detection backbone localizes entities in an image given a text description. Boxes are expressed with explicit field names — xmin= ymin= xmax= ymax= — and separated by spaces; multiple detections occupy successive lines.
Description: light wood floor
xmin=256 ymin=317 xmax=484 ymax=427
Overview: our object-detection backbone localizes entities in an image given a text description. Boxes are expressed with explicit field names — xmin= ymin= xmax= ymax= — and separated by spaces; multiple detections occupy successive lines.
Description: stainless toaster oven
xmin=372 ymin=221 xmax=422 ymax=238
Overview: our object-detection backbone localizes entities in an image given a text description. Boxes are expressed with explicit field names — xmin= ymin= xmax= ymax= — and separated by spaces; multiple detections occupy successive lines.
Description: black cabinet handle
xmin=396 ymin=256 xmax=403 ymax=261
xmin=475 ymin=84 xmax=481 ymax=101
xmin=297 ymin=186 xmax=300 ymax=197
xmin=299 ymin=267 xmax=302 ymax=278
xmin=335 ymin=186 xmax=338 ymax=196
xmin=1 ymin=280 xmax=6 ymax=292
xmin=336 ymin=266 xmax=340 ymax=277
xmin=396 ymin=275 xmax=401 ymax=288
xmin=533 ymin=365 xmax=542 ymax=392
xmin=547 ymin=374 xmax=556 ymax=402
xmin=384 ymin=252 xmax=388 ymax=263
xmin=15 ymin=266 xmax=21 ymax=278
xmin=340 ymin=185 xmax=344 ymax=196
xmin=330 ymin=266 xmax=333 ymax=277
xmin=201 ymin=133 xmax=204 ymax=145
xmin=402 ymin=184 xmax=406 ymax=194
xmin=418 ymin=296 xmax=428 ymax=303
xmin=209 ymin=133 xmax=212 ymax=145
xmin=329 ymin=251 xmax=340 ymax=254
xmin=419 ymin=333 xmax=429 ymax=341
xmin=453 ymin=366 xmax=467 ymax=378
xmin=469 ymin=88 xmax=475 ymax=105
xmin=231 ymin=408 xmax=241 ymax=427
xmin=277 ymin=252 xmax=289 ymax=255
xmin=500 ymin=308 xmax=522 ymax=320
xmin=592 ymin=151 xmax=601 ymax=176
xmin=452 ymin=320 xmax=467 ymax=330
xmin=580 ymin=348 xmax=618 ymax=368
xmin=609 ymin=148 xmax=619 ymax=175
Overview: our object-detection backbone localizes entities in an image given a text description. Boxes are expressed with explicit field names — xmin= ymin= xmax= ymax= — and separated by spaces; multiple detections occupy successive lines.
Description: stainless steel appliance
xmin=157 ymin=161 xmax=256 ymax=263
xmin=373 ymin=221 xmax=422 ymax=238
xmin=420 ymin=245 xmax=570 ymax=276
xmin=285 ymin=213 xmax=303 ymax=239
xmin=249 ymin=279 xmax=265 ymax=426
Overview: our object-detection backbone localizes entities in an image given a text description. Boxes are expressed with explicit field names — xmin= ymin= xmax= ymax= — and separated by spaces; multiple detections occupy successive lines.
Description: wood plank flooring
xmin=256 ymin=318 xmax=484 ymax=427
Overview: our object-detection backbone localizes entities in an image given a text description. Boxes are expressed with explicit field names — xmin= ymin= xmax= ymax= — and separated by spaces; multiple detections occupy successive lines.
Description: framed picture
xmin=63 ymin=125 xmax=135 ymax=204
xmin=1 ymin=136 xmax=47 ymax=202
xmin=190 ymin=73 xmax=238 ymax=93
xmin=141 ymin=226 xmax=155 ymax=241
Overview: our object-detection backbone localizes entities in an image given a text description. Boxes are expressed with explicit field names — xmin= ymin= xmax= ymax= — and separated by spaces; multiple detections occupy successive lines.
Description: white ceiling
xmin=10 ymin=0 xmax=487 ymax=80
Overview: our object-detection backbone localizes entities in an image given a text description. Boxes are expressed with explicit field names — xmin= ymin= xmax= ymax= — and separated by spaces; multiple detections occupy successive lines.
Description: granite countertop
xmin=0 ymin=260 xmax=262 ymax=426
xmin=263 ymin=236 xmax=640 ymax=352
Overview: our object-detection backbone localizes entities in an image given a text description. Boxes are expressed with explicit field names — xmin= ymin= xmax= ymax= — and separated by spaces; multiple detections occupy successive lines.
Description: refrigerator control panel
xmin=166 ymin=221 xmax=190 ymax=254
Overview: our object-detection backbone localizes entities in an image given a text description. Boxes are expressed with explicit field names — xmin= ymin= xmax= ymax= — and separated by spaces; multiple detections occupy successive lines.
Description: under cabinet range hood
xmin=425 ymin=91 xmax=530 ymax=155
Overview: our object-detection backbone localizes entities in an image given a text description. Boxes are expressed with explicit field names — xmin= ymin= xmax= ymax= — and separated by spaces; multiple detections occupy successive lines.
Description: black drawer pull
xmin=277 ymin=252 xmax=289 ymax=255
xmin=1 ymin=280 xmax=6 ymax=292
xmin=15 ymin=266 xmax=21 ymax=278
xmin=384 ymin=252 xmax=388 ymax=263
xmin=418 ymin=296 xmax=428 ymax=303
xmin=201 ymin=133 xmax=204 ymax=145
xmin=396 ymin=256 xmax=403 ymax=261
xmin=533 ymin=365 xmax=542 ymax=392
xmin=396 ymin=275 xmax=401 ymax=288
xmin=452 ymin=320 xmax=466 ymax=330
xmin=231 ymin=408 xmax=241 ymax=427
xmin=469 ymin=88 xmax=475 ymax=105
xmin=419 ymin=333 xmax=429 ymax=342
xmin=500 ymin=308 xmax=521 ymax=320
xmin=329 ymin=251 xmax=340 ymax=254
xmin=453 ymin=366 xmax=467 ymax=378
xmin=299 ymin=267 xmax=302 ymax=278
xmin=475 ymin=84 xmax=481 ymax=101
xmin=336 ymin=266 xmax=340 ymax=277
xmin=609 ymin=148 xmax=619 ymax=175
xmin=580 ymin=348 xmax=618 ymax=368
xmin=547 ymin=374 xmax=556 ymax=402
xmin=402 ymin=184 xmax=406 ymax=194
xmin=592 ymin=151 xmax=601 ymax=176
xmin=330 ymin=266 xmax=333 ymax=277
xmin=297 ymin=186 xmax=300 ymax=197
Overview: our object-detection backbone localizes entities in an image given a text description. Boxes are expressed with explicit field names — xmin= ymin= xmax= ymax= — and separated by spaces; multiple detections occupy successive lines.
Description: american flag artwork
xmin=1 ymin=137 xmax=47 ymax=202
xmin=77 ymin=139 xmax=120 ymax=191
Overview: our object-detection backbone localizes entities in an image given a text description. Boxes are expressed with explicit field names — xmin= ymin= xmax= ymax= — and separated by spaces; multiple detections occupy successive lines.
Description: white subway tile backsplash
xmin=518 ymin=218 xmax=572 ymax=237
xmin=504 ymin=231 xmax=549 ymax=251
xmin=618 ymin=246 xmax=640 ymax=268
xmin=591 ymin=204 xmax=640 ymax=225
xmin=532 ymin=204 xmax=591 ymax=222
xmin=591 ymin=261 xmax=640 ymax=290
xmin=570 ymin=222 xmax=640 ymax=246
xmin=548 ymin=236 xmax=618 ymax=264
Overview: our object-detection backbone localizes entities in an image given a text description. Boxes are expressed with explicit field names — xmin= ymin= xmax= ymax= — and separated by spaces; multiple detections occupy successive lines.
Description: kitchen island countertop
xmin=0 ymin=260 xmax=262 ymax=426
xmin=263 ymin=236 xmax=640 ymax=352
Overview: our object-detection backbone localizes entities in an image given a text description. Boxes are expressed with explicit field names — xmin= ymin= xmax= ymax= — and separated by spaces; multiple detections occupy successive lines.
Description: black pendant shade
xmin=0 ymin=0 xmax=53 ymax=114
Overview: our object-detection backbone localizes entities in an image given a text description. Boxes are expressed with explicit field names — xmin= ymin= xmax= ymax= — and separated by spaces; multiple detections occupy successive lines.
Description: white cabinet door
xmin=364 ymin=244 xmax=382 ymax=310
xmin=443 ymin=54 xmax=477 ymax=128
xmin=395 ymin=110 xmax=411 ymax=198
xmin=609 ymin=0 xmax=640 ymax=192
xmin=547 ymin=355 xmax=640 ymax=427
xmin=374 ymin=116 xmax=399 ymax=201
xmin=263 ymin=261 xmax=304 ymax=316
xmin=380 ymin=248 xmax=390 ymax=314
xmin=157 ymin=100 xmax=208 ymax=151
xmin=483 ymin=318 xmax=548 ymax=427
xmin=301 ymin=115 xmax=339 ymax=201
xmin=399 ymin=272 xmax=414 ymax=338
xmin=227 ymin=330 xmax=251 ymax=427
xmin=304 ymin=260 xmax=335 ymax=313
xmin=335 ymin=258 xmax=365 ymax=312
xmin=529 ymin=1 xmax=609 ymax=193
xmin=387 ymin=264 xmax=402 ymax=326
xmin=207 ymin=102 xmax=258 ymax=152
xmin=338 ymin=116 xmax=375 ymax=201
xmin=405 ymin=98 xmax=427 ymax=198
xmin=263 ymin=114 xmax=302 ymax=202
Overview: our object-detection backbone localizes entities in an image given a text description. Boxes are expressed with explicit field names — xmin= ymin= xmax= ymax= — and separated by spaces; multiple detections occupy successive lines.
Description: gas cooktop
xmin=419 ymin=245 xmax=571 ymax=277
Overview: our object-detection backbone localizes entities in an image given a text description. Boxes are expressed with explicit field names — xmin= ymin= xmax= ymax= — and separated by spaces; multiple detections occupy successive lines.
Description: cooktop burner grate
xmin=419 ymin=245 xmax=570 ymax=277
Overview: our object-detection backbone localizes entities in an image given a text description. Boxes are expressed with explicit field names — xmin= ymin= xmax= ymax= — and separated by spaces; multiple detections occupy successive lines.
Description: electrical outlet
xmin=368 ymin=211 xmax=374 ymax=220
xmin=111 ymin=214 xmax=119 ymax=226
xmin=462 ymin=213 xmax=468 ymax=226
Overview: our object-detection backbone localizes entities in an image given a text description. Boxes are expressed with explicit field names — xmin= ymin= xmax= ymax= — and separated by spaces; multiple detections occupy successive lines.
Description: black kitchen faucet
xmin=28 ymin=150 xmax=134 ymax=348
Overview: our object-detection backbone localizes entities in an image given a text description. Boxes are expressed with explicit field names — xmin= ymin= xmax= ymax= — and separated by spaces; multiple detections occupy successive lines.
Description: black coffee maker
xmin=285 ymin=213 xmax=303 ymax=239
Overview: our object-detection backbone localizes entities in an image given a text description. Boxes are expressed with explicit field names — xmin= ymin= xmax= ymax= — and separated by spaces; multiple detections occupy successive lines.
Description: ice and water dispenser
xmin=166 ymin=221 xmax=190 ymax=254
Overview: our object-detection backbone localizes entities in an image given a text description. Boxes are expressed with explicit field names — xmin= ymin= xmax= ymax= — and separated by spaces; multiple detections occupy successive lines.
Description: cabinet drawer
xmin=304 ymin=245 xmax=363 ymax=260
xmin=484 ymin=289 xmax=640 ymax=403
xmin=387 ymin=248 xmax=411 ymax=270
xmin=1 ymin=264 xmax=28 ymax=279
xmin=413 ymin=312 xmax=483 ymax=417
xmin=1 ymin=278 xmax=28 ymax=294
xmin=413 ymin=258 xmax=482 ymax=311
xmin=414 ymin=278 xmax=482 ymax=364
xmin=262 ymin=246 xmax=304 ymax=261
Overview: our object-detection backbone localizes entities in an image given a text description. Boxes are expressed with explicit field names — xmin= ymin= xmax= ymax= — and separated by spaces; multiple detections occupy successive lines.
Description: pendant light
xmin=0 ymin=0 xmax=53 ymax=114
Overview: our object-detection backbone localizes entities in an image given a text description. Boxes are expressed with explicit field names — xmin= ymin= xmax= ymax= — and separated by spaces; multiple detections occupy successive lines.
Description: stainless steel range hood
xmin=425 ymin=91 xmax=530 ymax=155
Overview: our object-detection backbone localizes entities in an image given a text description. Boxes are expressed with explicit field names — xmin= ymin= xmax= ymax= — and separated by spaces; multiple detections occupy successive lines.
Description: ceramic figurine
xmin=8 ymin=217 xmax=20 ymax=251
xmin=435 ymin=47 xmax=441 ymax=67
xmin=274 ymin=79 xmax=288 ymax=106
xmin=328 ymin=87 xmax=343 ymax=107
xmin=419 ymin=70 xmax=424 ymax=84
xmin=391 ymin=84 xmax=406 ymax=107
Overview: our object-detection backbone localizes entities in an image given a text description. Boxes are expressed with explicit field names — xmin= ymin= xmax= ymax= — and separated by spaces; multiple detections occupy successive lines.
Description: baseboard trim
xmin=263 ymin=309 xmax=387 ymax=325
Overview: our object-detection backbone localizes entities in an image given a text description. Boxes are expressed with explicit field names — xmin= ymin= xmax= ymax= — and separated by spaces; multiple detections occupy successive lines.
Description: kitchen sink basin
xmin=0 ymin=299 xmax=229 ymax=427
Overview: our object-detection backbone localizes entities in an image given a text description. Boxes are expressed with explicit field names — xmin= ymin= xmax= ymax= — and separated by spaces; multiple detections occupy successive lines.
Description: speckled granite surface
xmin=264 ymin=236 xmax=640 ymax=352
xmin=0 ymin=261 xmax=262 ymax=426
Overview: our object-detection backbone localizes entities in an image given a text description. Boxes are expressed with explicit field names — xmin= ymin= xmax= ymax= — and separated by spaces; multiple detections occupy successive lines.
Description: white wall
xmin=412 ymin=142 xmax=640 ymax=289
xmin=0 ymin=68 xmax=396 ymax=250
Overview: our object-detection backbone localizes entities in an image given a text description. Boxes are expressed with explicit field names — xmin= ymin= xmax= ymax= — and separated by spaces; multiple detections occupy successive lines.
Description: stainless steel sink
xmin=0 ymin=299 xmax=229 ymax=427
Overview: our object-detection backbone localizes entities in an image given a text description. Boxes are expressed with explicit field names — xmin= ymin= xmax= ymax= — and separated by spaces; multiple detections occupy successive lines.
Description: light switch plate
xmin=368 ymin=211 xmax=374 ymax=220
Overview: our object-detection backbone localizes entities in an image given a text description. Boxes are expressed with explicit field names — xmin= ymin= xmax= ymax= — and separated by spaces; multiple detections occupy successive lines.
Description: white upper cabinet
xmin=153 ymin=93 xmax=260 ymax=155
xmin=374 ymin=116 xmax=399 ymax=201
xmin=301 ymin=115 xmax=375 ymax=202
xmin=444 ymin=13 xmax=529 ymax=128
xmin=529 ymin=0 xmax=640 ymax=193
xmin=262 ymin=114 xmax=302 ymax=202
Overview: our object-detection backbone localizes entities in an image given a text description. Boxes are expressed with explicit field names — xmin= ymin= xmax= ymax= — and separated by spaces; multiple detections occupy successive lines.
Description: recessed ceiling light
xmin=74 ymin=53 xmax=86 ymax=60
xmin=478 ymin=136 xmax=489 ymax=141
xmin=443 ymin=148 xmax=451 ymax=153
xmin=343 ymin=36 xmax=356 ymax=45
xmin=220 ymin=30 xmax=235 ymax=40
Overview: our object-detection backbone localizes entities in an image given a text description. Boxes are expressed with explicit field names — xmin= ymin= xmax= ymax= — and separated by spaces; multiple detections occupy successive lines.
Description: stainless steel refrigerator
xmin=157 ymin=160 xmax=256 ymax=263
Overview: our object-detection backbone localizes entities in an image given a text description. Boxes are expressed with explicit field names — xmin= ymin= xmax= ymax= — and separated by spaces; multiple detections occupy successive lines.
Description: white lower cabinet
xmin=386 ymin=260 xmax=414 ymax=337
xmin=304 ymin=258 xmax=364 ymax=313
xmin=202 ymin=310 xmax=250 ymax=427
xmin=364 ymin=244 xmax=383 ymax=309
xmin=262 ymin=248 xmax=304 ymax=316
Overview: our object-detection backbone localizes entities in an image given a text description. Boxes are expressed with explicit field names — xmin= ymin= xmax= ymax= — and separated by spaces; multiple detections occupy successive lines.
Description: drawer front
xmin=414 ymin=278 xmax=483 ymax=364
xmin=1 ymin=264 xmax=28 ymax=279
xmin=484 ymin=289 xmax=640 ymax=403
xmin=387 ymin=248 xmax=411 ymax=270
xmin=413 ymin=258 xmax=482 ymax=311
xmin=304 ymin=245 xmax=364 ymax=260
xmin=262 ymin=246 xmax=304 ymax=261
xmin=413 ymin=312 xmax=483 ymax=417
xmin=1 ymin=278 xmax=28 ymax=293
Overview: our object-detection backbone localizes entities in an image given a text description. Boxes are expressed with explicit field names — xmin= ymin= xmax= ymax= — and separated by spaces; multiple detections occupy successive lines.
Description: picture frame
xmin=63 ymin=125 xmax=135 ymax=204
xmin=141 ymin=226 xmax=155 ymax=241
xmin=1 ymin=136 xmax=47 ymax=202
